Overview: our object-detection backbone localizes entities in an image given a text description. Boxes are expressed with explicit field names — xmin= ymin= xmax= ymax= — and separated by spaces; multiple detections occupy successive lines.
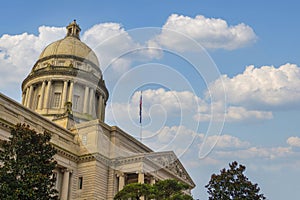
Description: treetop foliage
xmin=205 ymin=161 xmax=266 ymax=200
xmin=0 ymin=123 xmax=58 ymax=200
xmin=114 ymin=179 xmax=193 ymax=200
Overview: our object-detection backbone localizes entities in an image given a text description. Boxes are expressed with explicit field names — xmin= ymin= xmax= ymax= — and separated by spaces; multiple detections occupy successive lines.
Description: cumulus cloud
xmin=106 ymin=88 xmax=274 ymax=130
xmin=141 ymin=126 xmax=250 ymax=160
xmin=208 ymin=63 xmax=300 ymax=110
xmin=0 ymin=26 xmax=65 ymax=99
xmin=0 ymin=23 xmax=162 ymax=100
xmin=195 ymin=105 xmax=273 ymax=122
xmin=142 ymin=126 xmax=250 ymax=157
xmin=82 ymin=23 xmax=162 ymax=74
xmin=205 ymin=134 xmax=250 ymax=149
xmin=215 ymin=146 xmax=293 ymax=160
xmin=153 ymin=14 xmax=257 ymax=51
xmin=143 ymin=125 xmax=200 ymax=156
xmin=0 ymin=27 xmax=65 ymax=67
xmin=106 ymin=88 xmax=206 ymax=132
xmin=287 ymin=136 xmax=300 ymax=147
xmin=82 ymin=23 xmax=138 ymax=72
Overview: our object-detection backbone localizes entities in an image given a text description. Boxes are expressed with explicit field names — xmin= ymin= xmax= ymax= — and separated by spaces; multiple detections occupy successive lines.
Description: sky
xmin=0 ymin=0 xmax=300 ymax=199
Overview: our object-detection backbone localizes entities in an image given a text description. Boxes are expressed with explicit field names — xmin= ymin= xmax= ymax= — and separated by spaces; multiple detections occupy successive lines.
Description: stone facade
xmin=0 ymin=20 xmax=195 ymax=200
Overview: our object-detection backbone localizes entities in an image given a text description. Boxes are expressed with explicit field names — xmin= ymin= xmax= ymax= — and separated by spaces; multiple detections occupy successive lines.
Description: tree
xmin=205 ymin=161 xmax=266 ymax=200
xmin=114 ymin=179 xmax=193 ymax=200
xmin=152 ymin=179 xmax=193 ymax=200
xmin=114 ymin=183 xmax=151 ymax=200
xmin=0 ymin=123 xmax=58 ymax=200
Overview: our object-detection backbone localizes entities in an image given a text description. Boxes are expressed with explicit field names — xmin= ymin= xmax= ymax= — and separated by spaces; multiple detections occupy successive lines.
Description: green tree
xmin=0 ymin=123 xmax=58 ymax=200
xmin=114 ymin=179 xmax=193 ymax=200
xmin=114 ymin=183 xmax=150 ymax=200
xmin=152 ymin=179 xmax=193 ymax=200
xmin=205 ymin=161 xmax=266 ymax=200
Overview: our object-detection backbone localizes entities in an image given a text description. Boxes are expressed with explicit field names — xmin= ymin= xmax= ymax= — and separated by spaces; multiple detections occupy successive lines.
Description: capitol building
xmin=0 ymin=21 xmax=195 ymax=199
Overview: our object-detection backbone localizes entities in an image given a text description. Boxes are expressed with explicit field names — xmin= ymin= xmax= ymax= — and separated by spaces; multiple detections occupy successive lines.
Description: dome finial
xmin=66 ymin=20 xmax=81 ymax=39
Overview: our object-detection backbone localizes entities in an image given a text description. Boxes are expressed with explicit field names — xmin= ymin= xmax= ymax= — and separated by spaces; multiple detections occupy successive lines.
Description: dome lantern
xmin=66 ymin=20 xmax=81 ymax=39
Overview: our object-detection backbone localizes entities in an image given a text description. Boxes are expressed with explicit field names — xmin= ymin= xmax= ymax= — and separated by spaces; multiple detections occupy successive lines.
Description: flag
xmin=139 ymin=91 xmax=142 ymax=124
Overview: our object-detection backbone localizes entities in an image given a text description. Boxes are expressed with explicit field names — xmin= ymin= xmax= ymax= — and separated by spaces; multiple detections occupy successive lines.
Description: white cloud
xmin=194 ymin=104 xmax=273 ymax=122
xmin=287 ymin=136 xmax=300 ymax=147
xmin=0 ymin=23 xmax=162 ymax=100
xmin=107 ymin=88 xmax=274 ymax=129
xmin=82 ymin=23 xmax=138 ymax=72
xmin=82 ymin=23 xmax=162 ymax=74
xmin=205 ymin=134 xmax=250 ymax=149
xmin=106 ymin=88 xmax=206 ymax=133
xmin=143 ymin=125 xmax=200 ymax=153
xmin=0 ymin=26 xmax=65 ymax=99
xmin=225 ymin=106 xmax=273 ymax=122
xmin=0 ymin=26 xmax=65 ymax=67
xmin=208 ymin=63 xmax=300 ymax=110
xmin=215 ymin=146 xmax=293 ymax=160
xmin=154 ymin=14 xmax=257 ymax=51
xmin=137 ymin=88 xmax=205 ymax=114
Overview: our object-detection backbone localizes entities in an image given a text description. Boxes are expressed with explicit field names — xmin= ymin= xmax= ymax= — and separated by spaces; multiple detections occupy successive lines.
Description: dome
xmin=38 ymin=37 xmax=99 ymax=67
xmin=22 ymin=20 xmax=109 ymax=126
xmin=37 ymin=20 xmax=99 ymax=67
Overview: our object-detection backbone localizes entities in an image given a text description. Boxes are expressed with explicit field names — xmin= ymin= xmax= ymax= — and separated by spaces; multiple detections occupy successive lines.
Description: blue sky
xmin=0 ymin=1 xmax=300 ymax=199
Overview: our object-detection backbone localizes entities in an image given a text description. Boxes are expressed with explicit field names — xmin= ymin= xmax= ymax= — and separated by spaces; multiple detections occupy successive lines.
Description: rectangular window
xmin=78 ymin=177 xmax=83 ymax=190
xmin=52 ymin=93 xmax=61 ymax=108
xmin=73 ymin=95 xmax=80 ymax=110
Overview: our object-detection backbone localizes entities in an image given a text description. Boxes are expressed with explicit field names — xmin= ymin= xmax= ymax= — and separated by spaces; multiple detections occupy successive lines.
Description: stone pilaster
xmin=61 ymin=168 xmax=71 ymax=200
xmin=44 ymin=80 xmax=52 ymax=109
xmin=68 ymin=81 xmax=74 ymax=102
xmin=118 ymin=173 xmax=125 ymax=191
xmin=83 ymin=86 xmax=89 ymax=113
xmin=26 ymin=85 xmax=33 ymax=108
xmin=38 ymin=81 xmax=46 ymax=110
xmin=61 ymin=81 xmax=68 ymax=109
xmin=23 ymin=87 xmax=30 ymax=106
xmin=89 ymin=88 xmax=94 ymax=115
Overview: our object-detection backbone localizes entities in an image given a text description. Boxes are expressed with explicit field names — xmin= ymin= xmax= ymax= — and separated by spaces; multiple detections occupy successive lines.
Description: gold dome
xmin=37 ymin=20 xmax=99 ymax=67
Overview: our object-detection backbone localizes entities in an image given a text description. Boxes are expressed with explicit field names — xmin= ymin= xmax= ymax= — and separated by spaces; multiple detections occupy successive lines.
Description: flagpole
xmin=139 ymin=91 xmax=142 ymax=142
xmin=140 ymin=121 xmax=142 ymax=142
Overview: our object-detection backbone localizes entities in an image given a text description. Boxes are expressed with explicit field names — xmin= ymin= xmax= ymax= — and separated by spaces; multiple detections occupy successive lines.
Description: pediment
xmin=114 ymin=151 xmax=195 ymax=188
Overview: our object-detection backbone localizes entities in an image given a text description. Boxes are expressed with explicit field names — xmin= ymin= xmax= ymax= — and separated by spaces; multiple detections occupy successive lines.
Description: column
xmin=88 ymin=88 xmax=94 ymax=115
xmin=22 ymin=92 xmax=25 ymax=105
xmin=44 ymin=80 xmax=52 ymax=109
xmin=101 ymin=101 xmax=105 ymax=121
xmin=61 ymin=169 xmax=70 ymax=200
xmin=150 ymin=177 xmax=156 ymax=185
xmin=26 ymin=85 xmax=33 ymax=108
xmin=61 ymin=81 xmax=68 ymax=109
xmin=138 ymin=172 xmax=144 ymax=184
xmin=118 ymin=173 xmax=125 ymax=191
xmin=23 ymin=87 xmax=30 ymax=106
xmin=138 ymin=172 xmax=145 ymax=200
xmin=67 ymin=81 xmax=74 ymax=102
xmin=83 ymin=86 xmax=89 ymax=113
xmin=38 ymin=81 xmax=46 ymax=110
xmin=98 ymin=94 xmax=103 ymax=120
